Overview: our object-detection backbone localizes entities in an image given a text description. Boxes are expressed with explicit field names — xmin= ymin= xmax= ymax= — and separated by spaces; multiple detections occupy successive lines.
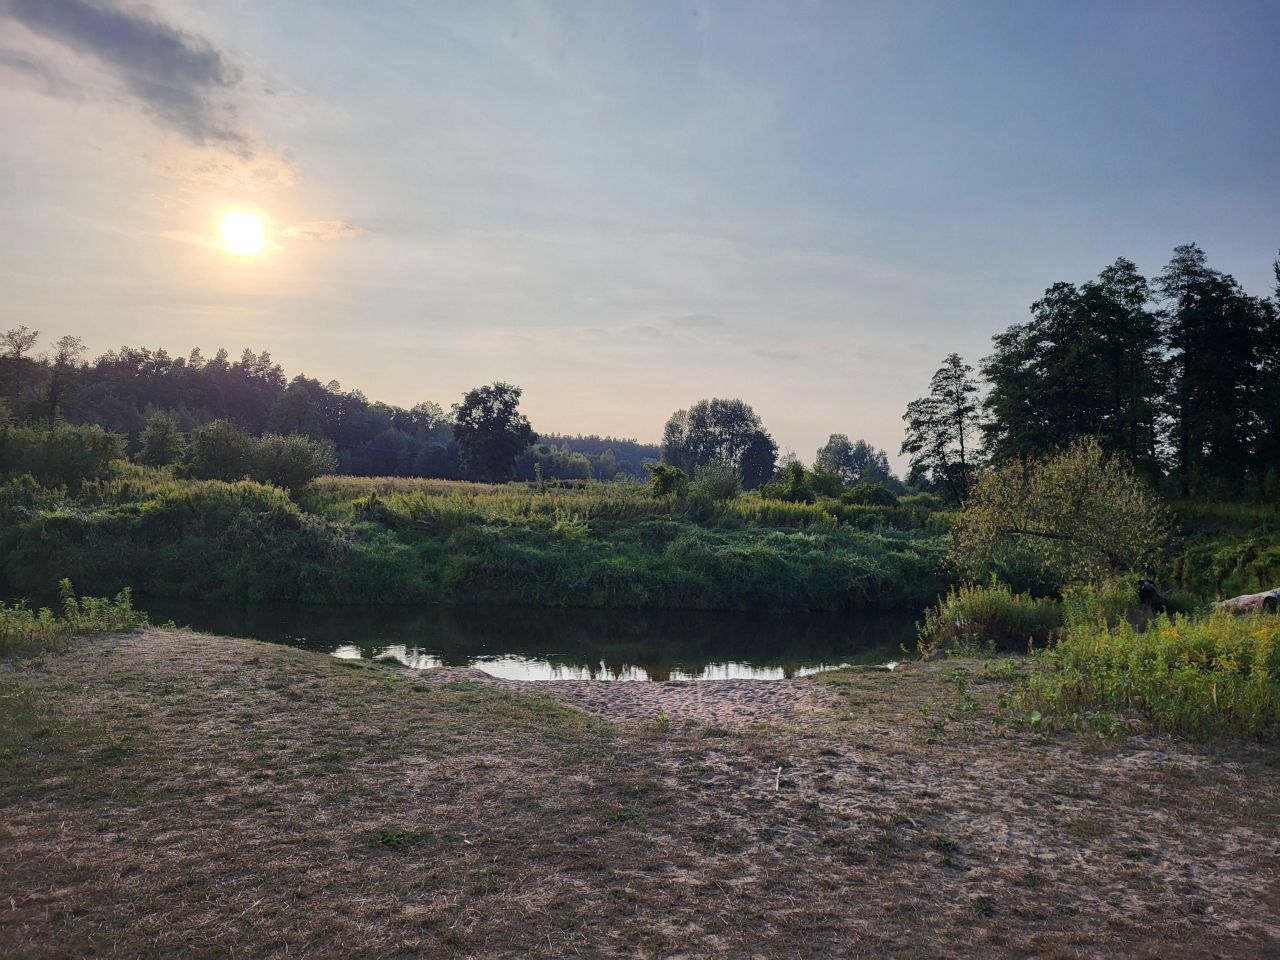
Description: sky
xmin=1 ymin=0 xmax=1277 ymax=467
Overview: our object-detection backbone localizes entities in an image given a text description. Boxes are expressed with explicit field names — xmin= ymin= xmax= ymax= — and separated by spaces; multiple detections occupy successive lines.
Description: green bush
xmin=841 ymin=483 xmax=899 ymax=507
xmin=1024 ymin=612 xmax=1280 ymax=740
xmin=250 ymin=433 xmax=338 ymax=491
xmin=690 ymin=460 xmax=741 ymax=502
xmin=187 ymin=420 xmax=254 ymax=481
xmin=918 ymin=581 xmax=1062 ymax=656
xmin=759 ymin=461 xmax=814 ymax=503
xmin=137 ymin=412 xmax=186 ymax=467
xmin=0 ymin=422 xmax=124 ymax=489
xmin=645 ymin=462 xmax=688 ymax=498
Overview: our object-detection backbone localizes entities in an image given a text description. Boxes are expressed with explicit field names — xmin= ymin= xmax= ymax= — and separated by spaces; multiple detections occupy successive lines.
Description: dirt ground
xmin=2 ymin=627 xmax=1278 ymax=959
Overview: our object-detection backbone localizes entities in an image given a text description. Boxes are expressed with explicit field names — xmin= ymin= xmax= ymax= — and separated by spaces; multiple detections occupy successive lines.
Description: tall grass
xmin=1 ymin=579 xmax=147 ymax=654
xmin=1025 ymin=612 xmax=1280 ymax=740
xmin=917 ymin=581 xmax=1063 ymax=656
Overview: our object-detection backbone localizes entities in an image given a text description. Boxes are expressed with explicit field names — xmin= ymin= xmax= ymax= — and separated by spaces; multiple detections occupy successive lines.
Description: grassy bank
xmin=0 ymin=469 xmax=949 ymax=611
xmin=3 ymin=629 xmax=1278 ymax=957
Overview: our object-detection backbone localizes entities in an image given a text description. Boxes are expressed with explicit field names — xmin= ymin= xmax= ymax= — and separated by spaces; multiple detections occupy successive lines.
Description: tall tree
xmin=1258 ymin=252 xmax=1280 ymax=492
xmin=1 ymin=325 xmax=40 ymax=410
xmin=901 ymin=354 xmax=981 ymax=502
xmin=660 ymin=398 xmax=776 ymax=488
xmin=43 ymin=335 xmax=85 ymax=420
xmin=814 ymin=434 xmax=892 ymax=486
xmin=982 ymin=258 xmax=1163 ymax=474
xmin=1157 ymin=243 xmax=1266 ymax=493
xmin=451 ymin=382 xmax=536 ymax=482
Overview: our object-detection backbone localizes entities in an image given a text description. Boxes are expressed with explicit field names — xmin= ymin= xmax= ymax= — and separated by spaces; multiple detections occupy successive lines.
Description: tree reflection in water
xmin=144 ymin=601 xmax=918 ymax=680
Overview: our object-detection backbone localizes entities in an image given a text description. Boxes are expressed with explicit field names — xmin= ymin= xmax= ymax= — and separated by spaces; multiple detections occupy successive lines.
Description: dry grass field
xmin=3 ymin=628 xmax=1278 ymax=958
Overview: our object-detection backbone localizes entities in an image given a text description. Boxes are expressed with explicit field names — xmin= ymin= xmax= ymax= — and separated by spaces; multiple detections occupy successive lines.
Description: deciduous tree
xmin=451 ymin=382 xmax=536 ymax=482
xmin=950 ymin=438 xmax=1167 ymax=585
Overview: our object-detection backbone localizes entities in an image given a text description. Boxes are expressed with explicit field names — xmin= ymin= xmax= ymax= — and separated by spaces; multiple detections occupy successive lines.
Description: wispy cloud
xmin=281 ymin=220 xmax=364 ymax=241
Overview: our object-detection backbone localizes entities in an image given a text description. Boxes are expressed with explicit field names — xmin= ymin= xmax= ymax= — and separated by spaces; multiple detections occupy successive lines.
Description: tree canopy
xmin=451 ymin=382 xmax=537 ymax=482
xmin=949 ymin=438 xmax=1167 ymax=586
xmin=660 ymin=398 xmax=777 ymax=489
xmin=814 ymin=434 xmax=892 ymax=486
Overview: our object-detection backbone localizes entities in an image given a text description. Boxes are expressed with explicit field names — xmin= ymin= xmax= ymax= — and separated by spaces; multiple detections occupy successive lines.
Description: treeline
xmin=0 ymin=339 xmax=654 ymax=482
xmin=902 ymin=243 xmax=1280 ymax=500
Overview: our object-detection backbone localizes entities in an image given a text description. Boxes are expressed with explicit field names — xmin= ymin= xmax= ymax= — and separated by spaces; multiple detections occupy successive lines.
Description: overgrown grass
xmin=1024 ymin=611 xmax=1280 ymax=740
xmin=917 ymin=581 xmax=1062 ymax=656
xmin=0 ymin=579 xmax=147 ymax=654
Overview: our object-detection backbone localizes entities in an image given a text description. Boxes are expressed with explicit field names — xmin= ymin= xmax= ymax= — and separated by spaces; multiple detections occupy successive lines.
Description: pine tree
xmin=1157 ymin=244 xmax=1265 ymax=494
xmin=901 ymin=354 xmax=981 ymax=502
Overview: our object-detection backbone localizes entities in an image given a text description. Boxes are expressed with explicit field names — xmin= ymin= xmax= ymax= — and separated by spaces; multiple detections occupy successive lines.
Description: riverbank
xmin=3 ymin=628 xmax=1278 ymax=958
xmin=0 ymin=472 xmax=948 ymax=611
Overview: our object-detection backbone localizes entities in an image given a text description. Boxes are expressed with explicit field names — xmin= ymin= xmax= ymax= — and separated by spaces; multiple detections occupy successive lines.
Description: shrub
xmin=0 ymin=421 xmax=125 ymax=490
xmin=809 ymin=467 xmax=844 ymax=498
xmin=187 ymin=420 xmax=254 ymax=481
xmin=918 ymin=581 xmax=1062 ymax=656
xmin=841 ymin=483 xmax=900 ymax=507
xmin=1 ymin=579 xmax=146 ymax=654
xmin=250 ymin=433 xmax=338 ymax=491
xmin=951 ymin=438 xmax=1167 ymax=586
xmin=759 ymin=461 xmax=814 ymax=503
xmin=690 ymin=459 xmax=741 ymax=502
xmin=1024 ymin=612 xmax=1280 ymax=740
xmin=645 ymin=462 xmax=688 ymax=498
xmin=137 ymin=411 xmax=186 ymax=467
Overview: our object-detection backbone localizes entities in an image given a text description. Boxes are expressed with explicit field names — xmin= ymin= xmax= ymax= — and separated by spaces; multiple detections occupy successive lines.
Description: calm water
xmin=142 ymin=600 xmax=918 ymax=681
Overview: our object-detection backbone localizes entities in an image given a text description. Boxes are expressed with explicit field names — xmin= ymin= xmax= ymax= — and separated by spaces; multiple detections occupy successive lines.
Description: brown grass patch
xmin=1 ymin=630 xmax=1278 ymax=958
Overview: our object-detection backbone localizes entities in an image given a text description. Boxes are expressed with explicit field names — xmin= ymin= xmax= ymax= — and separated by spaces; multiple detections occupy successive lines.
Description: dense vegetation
xmin=1024 ymin=611 xmax=1280 ymax=740
xmin=0 ymin=331 xmax=656 ymax=482
xmin=0 ymin=466 xmax=948 ymax=612
xmin=903 ymin=244 xmax=1280 ymax=500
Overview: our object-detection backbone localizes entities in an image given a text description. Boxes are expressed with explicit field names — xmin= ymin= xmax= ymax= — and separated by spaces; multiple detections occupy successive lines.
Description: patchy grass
xmin=1 ymin=632 xmax=1278 ymax=958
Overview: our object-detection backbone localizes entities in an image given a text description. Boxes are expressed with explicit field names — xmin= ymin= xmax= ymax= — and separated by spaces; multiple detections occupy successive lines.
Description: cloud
xmin=0 ymin=46 xmax=83 ymax=98
xmin=665 ymin=313 xmax=726 ymax=329
xmin=281 ymin=220 xmax=364 ymax=241
xmin=1 ymin=0 xmax=292 ymax=191
xmin=4 ymin=0 xmax=243 ymax=142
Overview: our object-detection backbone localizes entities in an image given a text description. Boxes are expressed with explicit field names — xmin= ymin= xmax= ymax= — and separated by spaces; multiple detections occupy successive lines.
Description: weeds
xmin=1024 ymin=611 xmax=1280 ymax=740
xmin=918 ymin=581 xmax=1061 ymax=657
xmin=0 ymin=579 xmax=146 ymax=654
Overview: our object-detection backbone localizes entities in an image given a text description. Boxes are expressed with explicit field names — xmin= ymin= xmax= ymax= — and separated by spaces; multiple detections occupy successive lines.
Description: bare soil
xmin=2 ymin=627 xmax=1278 ymax=959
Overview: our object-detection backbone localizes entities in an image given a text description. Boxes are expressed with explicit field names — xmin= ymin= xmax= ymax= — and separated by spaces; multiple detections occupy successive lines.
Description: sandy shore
xmin=417 ymin=665 xmax=831 ymax=727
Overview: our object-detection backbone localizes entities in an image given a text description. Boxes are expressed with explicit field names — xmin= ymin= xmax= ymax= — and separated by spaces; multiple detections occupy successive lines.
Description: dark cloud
xmin=3 ymin=0 xmax=245 ymax=144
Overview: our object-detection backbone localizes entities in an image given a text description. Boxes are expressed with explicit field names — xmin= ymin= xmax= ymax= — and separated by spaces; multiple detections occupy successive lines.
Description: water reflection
xmin=144 ymin=600 xmax=918 ymax=681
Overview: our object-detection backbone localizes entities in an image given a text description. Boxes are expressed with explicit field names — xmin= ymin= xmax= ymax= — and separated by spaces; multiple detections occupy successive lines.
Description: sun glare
xmin=219 ymin=211 xmax=266 ymax=256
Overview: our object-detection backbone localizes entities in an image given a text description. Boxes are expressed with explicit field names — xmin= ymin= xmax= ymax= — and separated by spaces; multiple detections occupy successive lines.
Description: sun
xmin=219 ymin=210 xmax=266 ymax=256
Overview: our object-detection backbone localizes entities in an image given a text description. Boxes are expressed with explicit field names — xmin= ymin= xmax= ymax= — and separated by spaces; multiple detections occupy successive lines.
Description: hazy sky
xmin=2 ymin=0 xmax=1277 ymax=465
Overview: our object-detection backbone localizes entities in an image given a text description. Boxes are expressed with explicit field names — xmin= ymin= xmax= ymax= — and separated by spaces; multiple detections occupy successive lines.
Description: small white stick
xmin=774 ymin=766 xmax=782 ymax=791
